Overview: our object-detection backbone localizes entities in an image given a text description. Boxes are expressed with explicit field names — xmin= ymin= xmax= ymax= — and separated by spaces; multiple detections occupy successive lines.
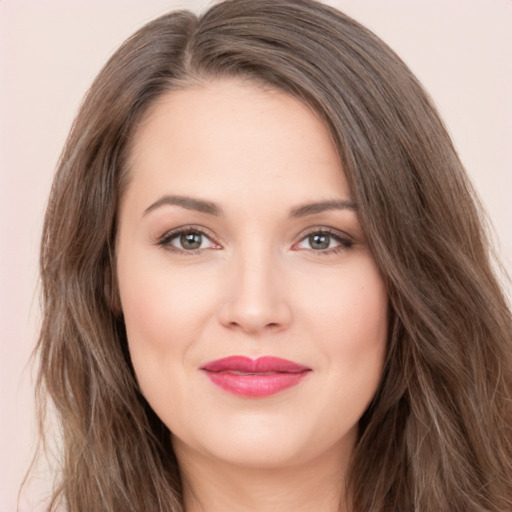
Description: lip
xmin=200 ymin=356 xmax=312 ymax=397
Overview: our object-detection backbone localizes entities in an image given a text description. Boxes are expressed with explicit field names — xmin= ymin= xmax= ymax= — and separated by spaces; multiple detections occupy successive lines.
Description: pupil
xmin=181 ymin=232 xmax=202 ymax=250
xmin=310 ymin=233 xmax=329 ymax=250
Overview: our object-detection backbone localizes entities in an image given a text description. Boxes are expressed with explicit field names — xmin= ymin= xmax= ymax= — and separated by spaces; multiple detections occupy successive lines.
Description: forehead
xmin=124 ymin=78 xmax=350 ymax=213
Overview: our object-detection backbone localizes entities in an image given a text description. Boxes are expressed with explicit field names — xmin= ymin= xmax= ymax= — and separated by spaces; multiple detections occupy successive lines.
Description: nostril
xmin=218 ymin=291 xmax=293 ymax=334
xmin=225 ymin=320 xmax=283 ymax=333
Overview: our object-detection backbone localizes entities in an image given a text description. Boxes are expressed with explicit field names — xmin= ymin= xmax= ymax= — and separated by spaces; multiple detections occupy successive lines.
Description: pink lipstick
xmin=200 ymin=356 xmax=311 ymax=397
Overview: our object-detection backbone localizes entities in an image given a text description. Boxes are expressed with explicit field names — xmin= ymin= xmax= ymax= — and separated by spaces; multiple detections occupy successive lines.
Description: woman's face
xmin=116 ymin=79 xmax=388 ymax=470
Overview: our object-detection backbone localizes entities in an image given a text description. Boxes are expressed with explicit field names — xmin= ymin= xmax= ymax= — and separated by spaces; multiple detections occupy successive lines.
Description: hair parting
xmin=26 ymin=1 xmax=512 ymax=511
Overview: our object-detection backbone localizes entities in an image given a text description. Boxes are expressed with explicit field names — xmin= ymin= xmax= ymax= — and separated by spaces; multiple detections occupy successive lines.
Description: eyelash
xmin=293 ymin=228 xmax=354 ymax=255
xmin=155 ymin=226 xmax=354 ymax=256
xmin=156 ymin=225 xmax=220 ymax=255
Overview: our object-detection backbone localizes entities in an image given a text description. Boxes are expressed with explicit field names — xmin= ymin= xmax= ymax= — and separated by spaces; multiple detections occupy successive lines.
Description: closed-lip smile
xmin=200 ymin=356 xmax=312 ymax=397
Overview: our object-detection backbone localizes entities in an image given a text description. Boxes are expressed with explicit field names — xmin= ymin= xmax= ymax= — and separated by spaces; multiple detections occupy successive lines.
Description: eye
xmin=294 ymin=230 xmax=353 ymax=253
xmin=157 ymin=227 xmax=220 ymax=253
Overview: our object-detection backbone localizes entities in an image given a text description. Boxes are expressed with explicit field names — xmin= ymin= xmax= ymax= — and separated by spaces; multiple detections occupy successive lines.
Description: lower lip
xmin=202 ymin=371 xmax=310 ymax=397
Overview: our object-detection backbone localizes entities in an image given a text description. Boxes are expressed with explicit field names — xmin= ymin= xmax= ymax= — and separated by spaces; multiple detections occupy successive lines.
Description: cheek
xmin=119 ymin=255 xmax=215 ymax=348
xmin=302 ymin=256 xmax=387 ymax=338
xmin=299 ymin=256 xmax=388 ymax=390
xmin=116 ymin=250 xmax=220 ymax=402
xmin=117 ymin=257 xmax=221 ymax=431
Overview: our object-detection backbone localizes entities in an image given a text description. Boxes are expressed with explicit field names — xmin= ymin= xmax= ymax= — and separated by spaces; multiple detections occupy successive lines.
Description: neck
xmin=174 ymin=439 xmax=353 ymax=512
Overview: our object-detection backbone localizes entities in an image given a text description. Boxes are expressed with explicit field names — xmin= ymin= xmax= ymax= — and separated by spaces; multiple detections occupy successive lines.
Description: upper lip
xmin=200 ymin=356 xmax=311 ymax=374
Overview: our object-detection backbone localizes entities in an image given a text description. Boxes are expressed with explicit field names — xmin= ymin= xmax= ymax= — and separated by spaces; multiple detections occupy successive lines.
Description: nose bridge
xmin=219 ymin=238 xmax=292 ymax=333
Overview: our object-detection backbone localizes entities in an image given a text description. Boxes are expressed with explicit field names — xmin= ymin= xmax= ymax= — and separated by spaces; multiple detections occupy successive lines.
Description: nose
xmin=217 ymin=249 xmax=293 ymax=335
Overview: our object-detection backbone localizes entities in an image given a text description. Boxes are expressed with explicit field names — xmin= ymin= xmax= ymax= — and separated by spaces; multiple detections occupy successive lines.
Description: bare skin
xmin=116 ymin=78 xmax=388 ymax=511
xmin=175 ymin=439 xmax=349 ymax=512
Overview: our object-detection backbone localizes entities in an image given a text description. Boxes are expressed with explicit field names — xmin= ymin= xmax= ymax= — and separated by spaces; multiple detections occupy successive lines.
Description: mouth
xmin=200 ymin=356 xmax=312 ymax=397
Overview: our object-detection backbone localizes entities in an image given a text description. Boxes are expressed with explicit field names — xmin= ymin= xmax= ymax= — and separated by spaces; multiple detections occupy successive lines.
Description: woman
xmin=32 ymin=0 xmax=512 ymax=510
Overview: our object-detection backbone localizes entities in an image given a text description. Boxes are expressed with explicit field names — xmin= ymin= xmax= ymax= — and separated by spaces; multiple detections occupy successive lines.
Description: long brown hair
xmin=31 ymin=1 xmax=512 ymax=510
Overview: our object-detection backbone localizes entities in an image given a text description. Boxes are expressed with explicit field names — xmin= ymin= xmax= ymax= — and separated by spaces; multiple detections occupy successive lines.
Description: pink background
xmin=1 ymin=1 xmax=511 ymax=510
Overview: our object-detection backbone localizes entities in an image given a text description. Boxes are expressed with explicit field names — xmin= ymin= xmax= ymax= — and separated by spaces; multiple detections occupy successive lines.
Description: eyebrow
xmin=144 ymin=195 xmax=223 ymax=216
xmin=143 ymin=195 xmax=357 ymax=217
xmin=289 ymin=199 xmax=357 ymax=217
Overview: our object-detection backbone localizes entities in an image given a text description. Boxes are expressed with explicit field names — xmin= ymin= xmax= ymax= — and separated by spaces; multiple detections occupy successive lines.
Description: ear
xmin=104 ymin=264 xmax=122 ymax=316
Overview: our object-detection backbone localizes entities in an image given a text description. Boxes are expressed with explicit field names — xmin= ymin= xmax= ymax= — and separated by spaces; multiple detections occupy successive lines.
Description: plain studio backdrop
xmin=1 ymin=1 xmax=511 ymax=510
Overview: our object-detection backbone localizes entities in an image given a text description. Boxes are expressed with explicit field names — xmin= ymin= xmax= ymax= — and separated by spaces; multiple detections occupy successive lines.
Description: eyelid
xmin=292 ymin=227 xmax=354 ymax=252
xmin=155 ymin=225 xmax=222 ymax=253
xmin=154 ymin=224 xmax=354 ymax=255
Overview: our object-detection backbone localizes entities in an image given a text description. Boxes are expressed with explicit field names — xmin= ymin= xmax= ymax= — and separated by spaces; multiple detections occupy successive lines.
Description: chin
xmin=171 ymin=408 xmax=357 ymax=471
